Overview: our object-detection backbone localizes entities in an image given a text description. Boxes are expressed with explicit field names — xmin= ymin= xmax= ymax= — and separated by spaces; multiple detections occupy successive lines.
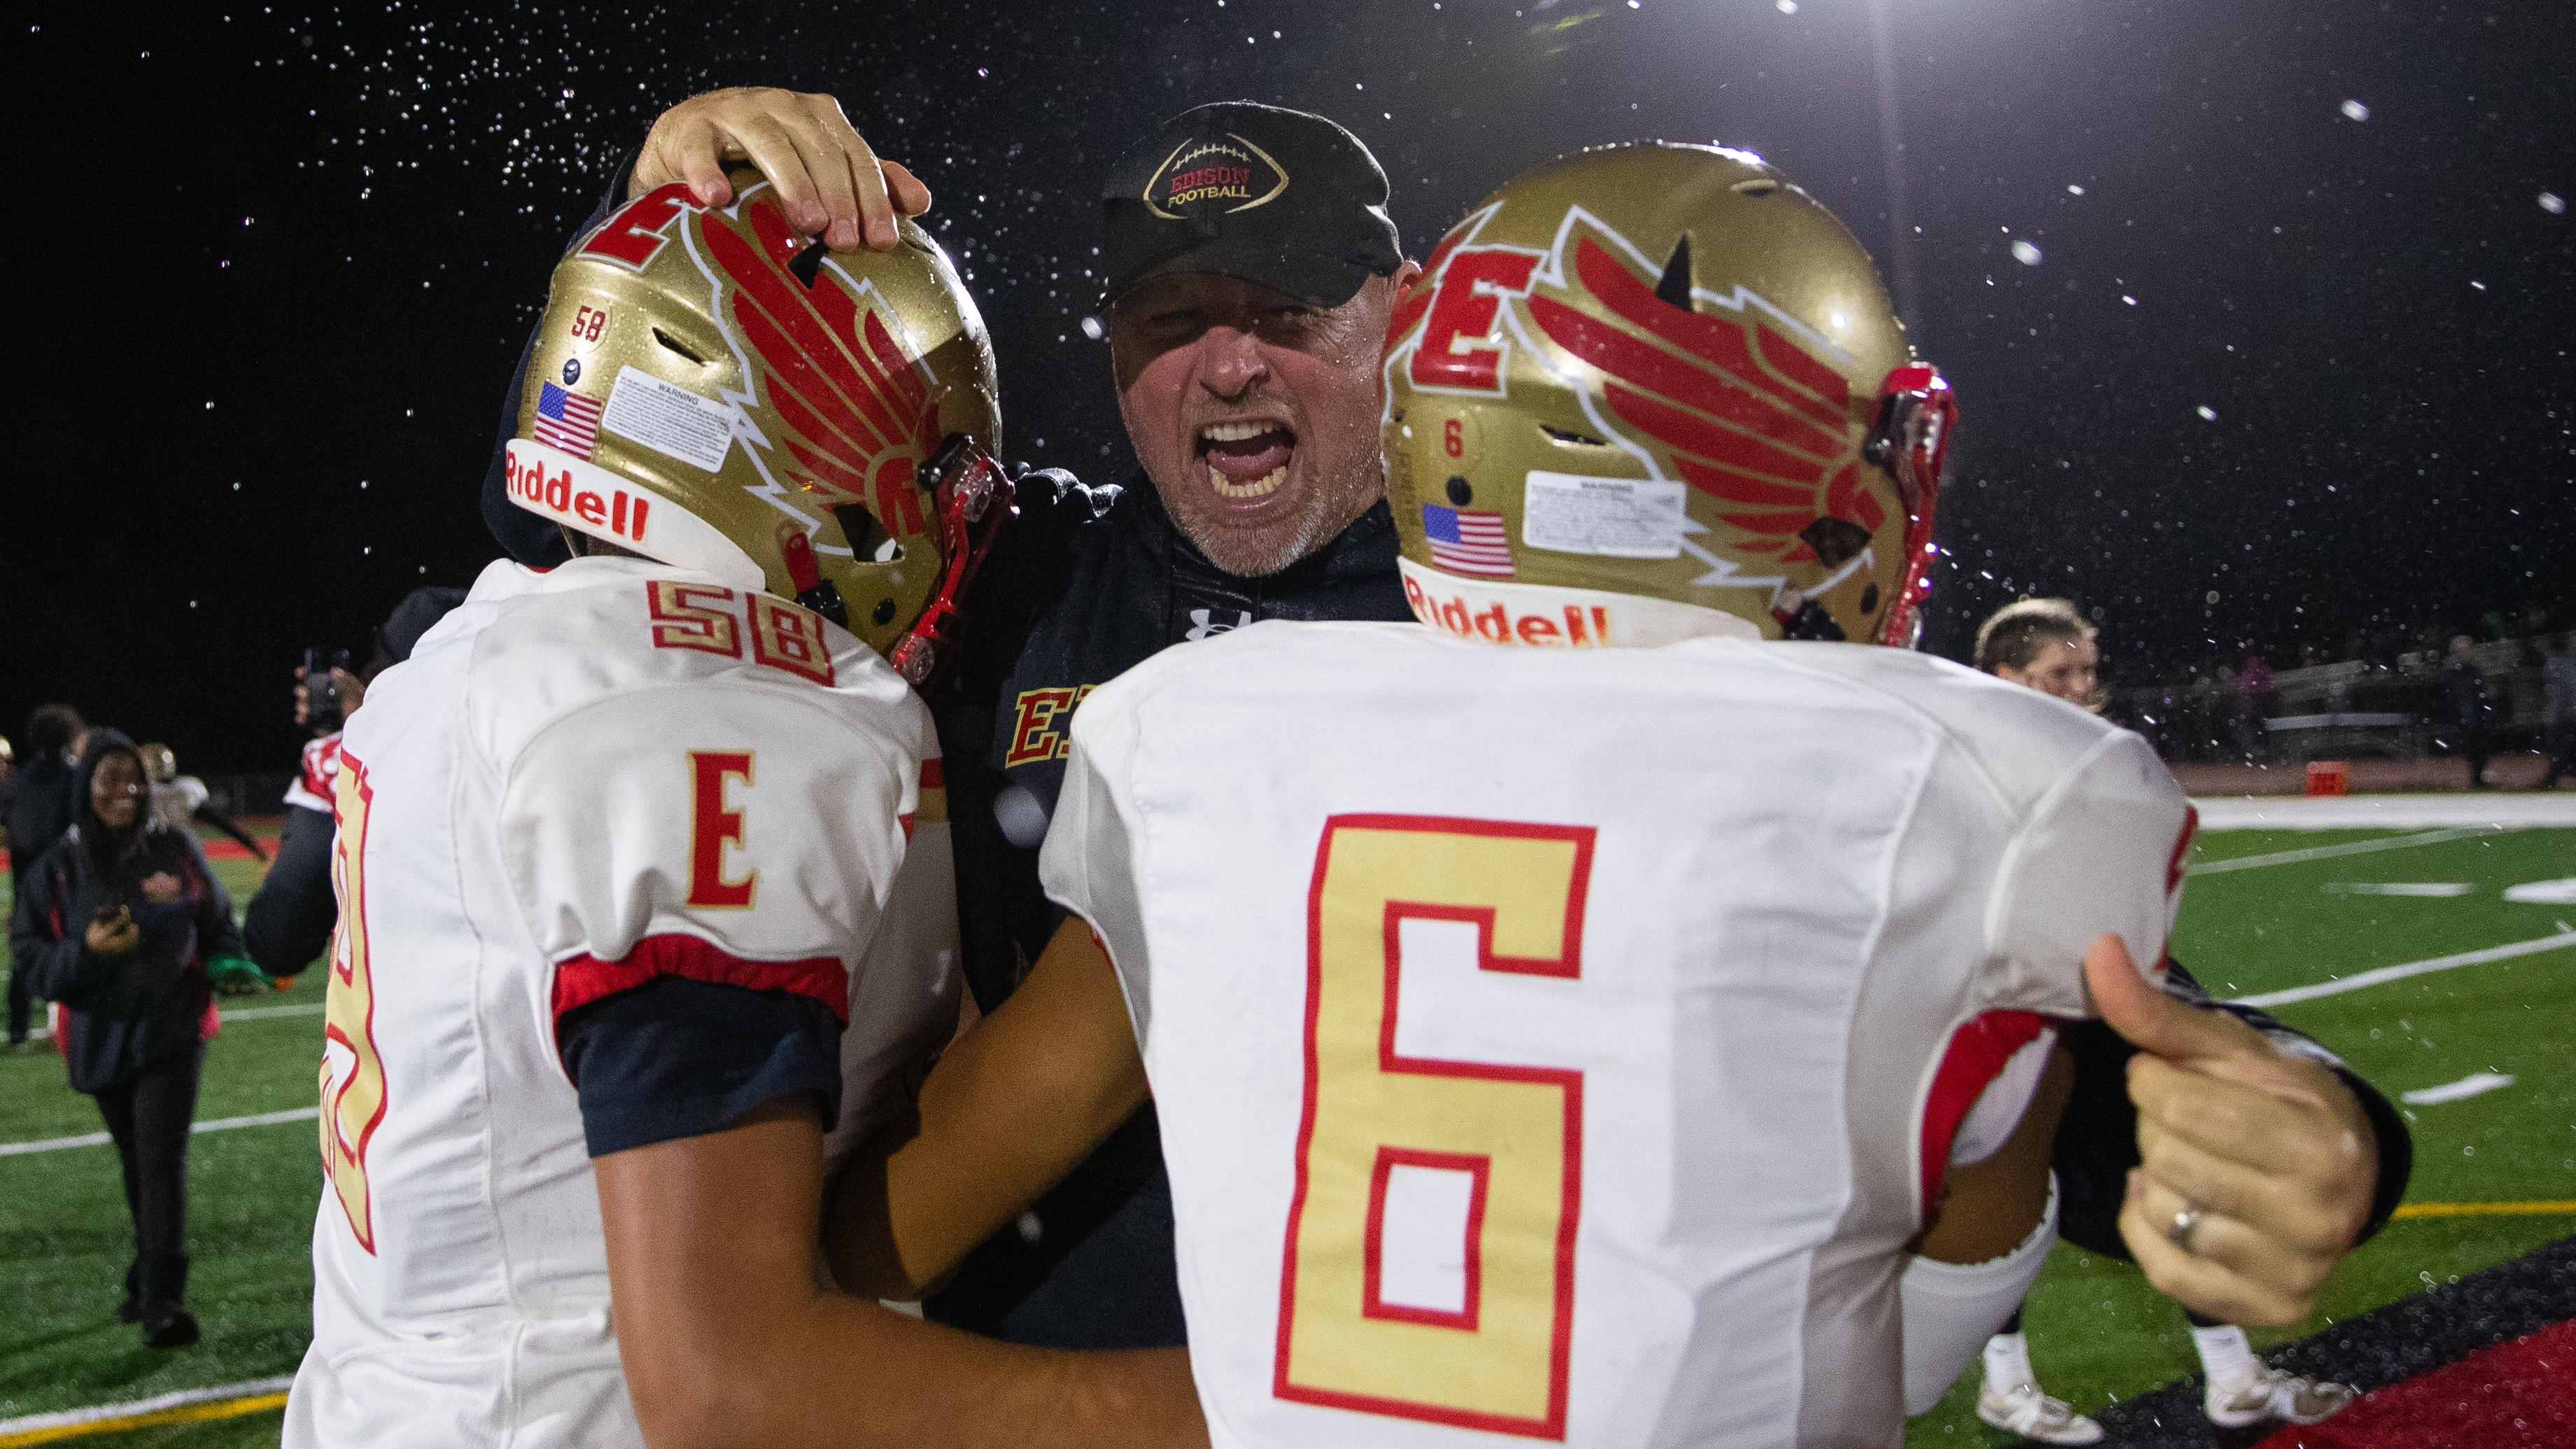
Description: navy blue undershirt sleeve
xmin=556 ymin=975 xmax=843 ymax=1158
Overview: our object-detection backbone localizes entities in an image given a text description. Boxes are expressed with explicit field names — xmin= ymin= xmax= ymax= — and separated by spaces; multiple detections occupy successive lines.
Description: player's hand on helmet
xmin=633 ymin=88 xmax=931 ymax=252
xmin=85 ymin=906 xmax=140 ymax=958
xmin=2084 ymin=934 xmax=2377 ymax=1326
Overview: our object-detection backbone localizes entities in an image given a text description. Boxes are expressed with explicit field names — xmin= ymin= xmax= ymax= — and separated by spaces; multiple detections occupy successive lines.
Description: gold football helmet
xmin=139 ymin=743 xmax=177 ymax=784
xmin=1383 ymin=142 xmax=1954 ymax=648
xmin=507 ymin=170 xmax=1011 ymax=682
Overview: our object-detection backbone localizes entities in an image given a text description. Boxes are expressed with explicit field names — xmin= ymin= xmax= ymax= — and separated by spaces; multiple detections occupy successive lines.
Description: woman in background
xmin=7 ymin=729 xmax=251 ymax=1348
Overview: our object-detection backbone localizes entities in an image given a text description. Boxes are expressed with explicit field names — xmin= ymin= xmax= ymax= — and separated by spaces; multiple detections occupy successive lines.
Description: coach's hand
xmin=2086 ymin=934 xmax=2376 ymax=1326
xmin=633 ymin=88 xmax=931 ymax=251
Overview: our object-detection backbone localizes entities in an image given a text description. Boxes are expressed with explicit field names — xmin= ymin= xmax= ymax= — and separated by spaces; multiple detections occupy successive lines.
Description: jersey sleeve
xmin=495 ymin=681 xmax=917 ymax=1061
xmin=1036 ymin=677 xmax=1155 ymax=1046
xmin=1982 ymin=728 xmax=2194 ymax=1018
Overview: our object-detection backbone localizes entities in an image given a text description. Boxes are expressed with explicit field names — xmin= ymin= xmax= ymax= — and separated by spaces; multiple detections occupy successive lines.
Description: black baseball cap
xmin=1099 ymin=102 xmax=1403 ymax=310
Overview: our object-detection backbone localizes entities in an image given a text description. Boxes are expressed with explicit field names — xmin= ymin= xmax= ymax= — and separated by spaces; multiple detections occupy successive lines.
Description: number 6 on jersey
xmin=1276 ymin=816 xmax=1592 ymax=1438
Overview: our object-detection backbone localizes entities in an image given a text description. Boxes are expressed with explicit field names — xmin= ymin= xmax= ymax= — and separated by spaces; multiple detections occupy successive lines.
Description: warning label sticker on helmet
xmin=1521 ymin=471 xmax=1687 ymax=559
xmin=603 ymin=365 xmax=736 ymax=473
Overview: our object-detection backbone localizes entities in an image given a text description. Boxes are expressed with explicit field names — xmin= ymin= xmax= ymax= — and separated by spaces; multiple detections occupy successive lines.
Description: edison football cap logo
xmin=1143 ymin=134 xmax=1290 ymax=218
xmin=1099 ymin=101 xmax=1403 ymax=309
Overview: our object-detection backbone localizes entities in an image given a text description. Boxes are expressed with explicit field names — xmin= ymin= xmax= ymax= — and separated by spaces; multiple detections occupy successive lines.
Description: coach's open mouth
xmin=1197 ymin=419 xmax=1296 ymax=500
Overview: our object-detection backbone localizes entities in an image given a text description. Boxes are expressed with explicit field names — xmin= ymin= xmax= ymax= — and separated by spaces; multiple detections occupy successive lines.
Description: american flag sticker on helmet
xmin=1421 ymin=503 xmax=1514 ymax=578
xmin=533 ymin=382 xmax=604 ymax=461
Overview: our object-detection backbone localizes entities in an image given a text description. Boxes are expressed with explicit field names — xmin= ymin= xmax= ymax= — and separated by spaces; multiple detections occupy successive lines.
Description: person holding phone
xmin=8 ymin=730 xmax=255 ymax=1348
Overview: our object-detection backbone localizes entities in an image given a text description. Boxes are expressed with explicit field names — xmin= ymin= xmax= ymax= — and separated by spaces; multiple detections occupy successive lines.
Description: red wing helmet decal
xmin=699 ymin=195 xmax=940 ymax=538
xmin=1526 ymin=231 xmax=1880 ymax=566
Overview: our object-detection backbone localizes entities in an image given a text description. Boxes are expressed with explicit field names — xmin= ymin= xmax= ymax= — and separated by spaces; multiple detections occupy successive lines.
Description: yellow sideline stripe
xmin=2392 ymin=1200 xmax=2576 ymax=1219
xmin=0 ymin=1392 xmax=288 ymax=1446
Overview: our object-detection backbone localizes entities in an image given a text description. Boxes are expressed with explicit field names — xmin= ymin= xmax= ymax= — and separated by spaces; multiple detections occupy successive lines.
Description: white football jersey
xmin=283 ymin=732 xmax=344 ymax=814
xmin=1041 ymin=621 xmax=2188 ymax=1449
xmin=286 ymin=556 xmax=959 ymax=1449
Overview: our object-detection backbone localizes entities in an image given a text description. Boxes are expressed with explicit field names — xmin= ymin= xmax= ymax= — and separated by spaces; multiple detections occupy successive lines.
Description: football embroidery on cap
xmin=1143 ymin=133 xmax=1291 ymax=218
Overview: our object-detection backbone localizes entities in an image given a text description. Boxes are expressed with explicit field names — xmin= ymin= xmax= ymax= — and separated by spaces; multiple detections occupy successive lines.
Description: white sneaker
xmin=2204 ymin=1368 xmax=2358 ymax=1427
xmin=1976 ymin=1380 xmax=2106 ymax=1445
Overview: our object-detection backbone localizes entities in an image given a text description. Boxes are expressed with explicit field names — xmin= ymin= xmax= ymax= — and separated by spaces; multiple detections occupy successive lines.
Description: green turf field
xmin=2 ymin=818 xmax=2570 ymax=1447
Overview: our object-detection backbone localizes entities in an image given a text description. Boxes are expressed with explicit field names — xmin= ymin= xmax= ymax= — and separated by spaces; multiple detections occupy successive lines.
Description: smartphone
xmin=302 ymin=647 xmax=352 ymax=733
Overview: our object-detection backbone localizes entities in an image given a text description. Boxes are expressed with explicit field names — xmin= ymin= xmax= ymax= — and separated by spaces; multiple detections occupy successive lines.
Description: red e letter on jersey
xmin=687 ymin=750 xmax=756 ymax=909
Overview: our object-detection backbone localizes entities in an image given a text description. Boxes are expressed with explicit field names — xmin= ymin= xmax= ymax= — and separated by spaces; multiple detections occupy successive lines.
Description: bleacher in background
xmin=2111 ymin=631 xmax=2568 ymax=765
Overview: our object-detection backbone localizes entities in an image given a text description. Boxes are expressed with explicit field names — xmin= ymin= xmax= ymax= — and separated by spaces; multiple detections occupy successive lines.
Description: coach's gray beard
xmin=1181 ymin=461 xmax=1388 ymax=580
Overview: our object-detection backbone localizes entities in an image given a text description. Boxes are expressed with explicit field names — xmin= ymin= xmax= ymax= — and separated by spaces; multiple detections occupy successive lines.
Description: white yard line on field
xmin=0 ymin=1107 xmax=316 ymax=1158
xmin=2401 ymin=1072 xmax=2517 ymax=1106
xmin=0 ymin=1376 xmax=296 ymax=1441
xmin=2192 ymin=794 xmax=2576 ymax=831
xmin=2186 ymin=825 xmax=2508 ymax=876
xmin=2229 ymin=930 xmax=2576 ymax=1009
xmin=15 ymin=1000 xmax=322 ymax=1042
xmin=215 ymin=1001 xmax=326 ymax=1021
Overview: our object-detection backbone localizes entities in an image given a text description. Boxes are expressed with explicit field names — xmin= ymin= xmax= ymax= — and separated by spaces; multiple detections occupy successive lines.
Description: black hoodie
xmin=7 ymin=731 xmax=243 ymax=1093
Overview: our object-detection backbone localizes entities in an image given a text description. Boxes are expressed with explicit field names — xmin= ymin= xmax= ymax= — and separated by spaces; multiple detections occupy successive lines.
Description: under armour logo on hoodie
xmin=1185 ymin=608 xmax=1254 ymax=642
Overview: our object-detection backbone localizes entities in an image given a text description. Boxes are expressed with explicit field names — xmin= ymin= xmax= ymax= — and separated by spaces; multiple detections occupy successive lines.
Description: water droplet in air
xmin=2542 ymin=192 xmax=2568 ymax=215
xmin=2196 ymin=405 xmax=2218 ymax=421
xmin=2340 ymin=99 xmax=2370 ymax=122
xmin=2011 ymin=240 xmax=2043 ymax=265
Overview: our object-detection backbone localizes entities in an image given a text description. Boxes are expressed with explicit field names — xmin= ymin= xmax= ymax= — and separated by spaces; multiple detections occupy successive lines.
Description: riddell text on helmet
xmin=1404 ymin=573 xmax=1613 ymax=647
xmin=506 ymin=447 xmax=652 ymax=545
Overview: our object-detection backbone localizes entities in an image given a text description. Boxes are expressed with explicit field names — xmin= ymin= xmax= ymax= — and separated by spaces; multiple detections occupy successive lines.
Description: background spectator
xmin=2440 ymin=634 xmax=2493 ymax=789
xmin=1972 ymin=598 xmax=2100 ymax=708
xmin=6 ymin=730 xmax=255 ymax=1348
xmin=2234 ymin=650 xmax=2276 ymax=763
xmin=2545 ymin=634 xmax=2575 ymax=790
xmin=7 ymin=704 xmax=87 ymax=1049
xmin=1967 ymin=600 xmax=2363 ymax=1439
xmin=243 ymin=585 xmax=466 ymax=983
xmin=139 ymin=744 xmax=267 ymax=863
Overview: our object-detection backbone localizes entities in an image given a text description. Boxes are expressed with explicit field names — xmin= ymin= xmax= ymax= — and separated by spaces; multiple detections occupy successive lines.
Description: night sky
xmin=5 ymin=0 xmax=2570 ymax=775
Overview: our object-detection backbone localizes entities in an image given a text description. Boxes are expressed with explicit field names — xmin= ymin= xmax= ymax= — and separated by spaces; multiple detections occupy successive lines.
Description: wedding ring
xmin=2167 ymin=1205 xmax=2206 ymax=1254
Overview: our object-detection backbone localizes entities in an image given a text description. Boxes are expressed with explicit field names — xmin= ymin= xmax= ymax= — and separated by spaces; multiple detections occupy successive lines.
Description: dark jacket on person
xmin=243 ymin=803 xmax=337 ymax=978
xmin=7 ymin=749 xmax=79 ymax=882
xmin=2442 ymin=657 xmax=2491 ymax=725
xmin=7 ymin=735 xmax=240 ymax=1095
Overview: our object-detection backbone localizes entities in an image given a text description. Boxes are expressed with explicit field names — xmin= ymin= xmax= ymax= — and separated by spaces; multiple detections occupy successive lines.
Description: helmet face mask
xmin=506 ymin=172 xmax=1009 ymax=678
xmin=1383 ymin=143 xmax=1952 ymax=650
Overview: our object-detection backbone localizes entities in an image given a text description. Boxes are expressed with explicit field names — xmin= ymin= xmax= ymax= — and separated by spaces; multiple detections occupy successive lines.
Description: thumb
xmin=2084 ymin=932 xmax=2233 ymax=1065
